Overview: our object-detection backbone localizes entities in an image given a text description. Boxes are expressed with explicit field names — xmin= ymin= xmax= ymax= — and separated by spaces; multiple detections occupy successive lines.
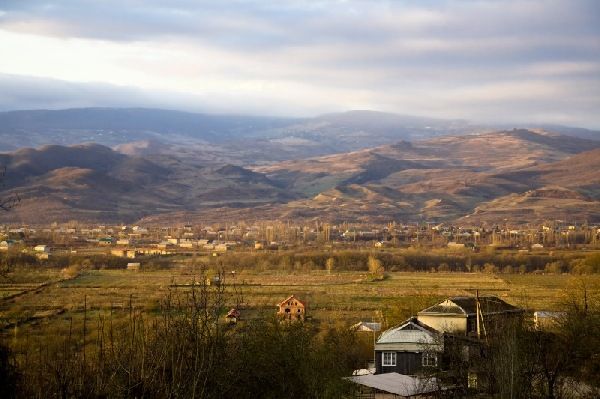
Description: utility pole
xmin=476 ymin=290 xmax=481 ymax=340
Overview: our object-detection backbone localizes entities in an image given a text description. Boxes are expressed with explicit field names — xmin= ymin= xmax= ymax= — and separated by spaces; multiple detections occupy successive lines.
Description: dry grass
xmin=3 ymin=266 xmax=598 ymax=344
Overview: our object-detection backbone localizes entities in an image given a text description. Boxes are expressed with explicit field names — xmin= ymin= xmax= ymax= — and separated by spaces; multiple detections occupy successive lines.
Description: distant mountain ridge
xmin=1 ymin=128 xmax=599 ymax=225
xmin=1 ymin=108 xmax=597 ymax=163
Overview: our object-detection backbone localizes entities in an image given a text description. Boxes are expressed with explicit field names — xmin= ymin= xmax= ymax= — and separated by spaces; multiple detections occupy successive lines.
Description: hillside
xmin=1 ymin=129 xmax=599 ymax=225
xmin=246 ymin=130 xmax=600 ymax=224
xmin=456 ymin=148 xmax=600 ymax=224
xmin=0 ymin=144 xmax=291 ymax=223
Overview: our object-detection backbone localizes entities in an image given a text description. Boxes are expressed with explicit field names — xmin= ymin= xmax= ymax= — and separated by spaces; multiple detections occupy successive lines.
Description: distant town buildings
xmin=0 ymin=220 xmax=598 ymax=263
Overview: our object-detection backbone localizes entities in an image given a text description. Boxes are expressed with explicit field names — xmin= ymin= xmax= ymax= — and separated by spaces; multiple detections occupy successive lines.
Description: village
xmin=1 ymin=220 xmax=599 ymax=261
xmin=1 ymin=220 xmax=599 ymax=398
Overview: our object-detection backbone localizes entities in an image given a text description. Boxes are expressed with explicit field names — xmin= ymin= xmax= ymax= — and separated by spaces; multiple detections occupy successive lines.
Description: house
xmin=352 ymin=321 xmax=382 ymax=332
xmin=277 ymin=295 xmax=306 ymax=321
xmin=375 ymin=296 xmax=523 ymax=376
xmin=98 ymin=237 xmax=114 ymax=246
xmin=0 ymin=239 xmax=16 ymax=251
xmin=375 ymin=317 xmax=442 ymax=375
xmin=225 ymin=308 xmax=241 ymax=324
xmin=126 ymin=262 xmax=141 ymax=271
xmin=111 ymin=249 xmax=127 ymax=257
xmin=34 ymin=244 xmax=49 ymax=253
xmin=156 ymin=241 xmax=173 ymax=250
xmin=416 ymin=296 xmax=523 ymax=336
xmin=138 ymin=248 xmax=168 ymax=255
xmin=214 ymin=243 xmax=229 ymax=252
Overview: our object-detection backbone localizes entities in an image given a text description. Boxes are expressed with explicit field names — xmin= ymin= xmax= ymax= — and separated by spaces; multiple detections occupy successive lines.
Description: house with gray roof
xmin=375 ymin=296 xmax=523 ymax=376
xmin=375 ymin=317 xmax=442 ymax=375
xmin=417 ymin=296 xmax=523 ymax=336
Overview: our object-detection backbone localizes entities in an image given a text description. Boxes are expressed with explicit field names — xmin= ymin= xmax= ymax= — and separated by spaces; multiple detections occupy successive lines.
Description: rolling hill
xmin=244 ymin=130 xmax=600 ymax=224
xmin=1 ymin=122 xmax=599 ymax=225
xmin=0 ymin=144 xmax=292 ymax=223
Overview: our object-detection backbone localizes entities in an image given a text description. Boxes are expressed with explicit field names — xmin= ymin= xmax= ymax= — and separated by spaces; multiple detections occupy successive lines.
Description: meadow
xmin=2 ymin=261 xmax=597 ymax=344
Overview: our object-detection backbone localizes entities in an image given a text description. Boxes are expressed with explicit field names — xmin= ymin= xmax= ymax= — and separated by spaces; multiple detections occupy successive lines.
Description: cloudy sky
xmin=0 ymin=0 xmax=599 ymax=127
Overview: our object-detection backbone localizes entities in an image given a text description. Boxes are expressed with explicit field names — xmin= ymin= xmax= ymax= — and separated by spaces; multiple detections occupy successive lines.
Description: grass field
xmin=2 ymin=264 xmax=598 ymax=347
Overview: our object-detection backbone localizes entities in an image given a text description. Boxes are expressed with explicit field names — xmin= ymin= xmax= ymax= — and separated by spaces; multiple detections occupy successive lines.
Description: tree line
xmin=212 ymin=250 xmax=600 ymax=274
xmin=2 ymin=248 xmax=599 ymax=275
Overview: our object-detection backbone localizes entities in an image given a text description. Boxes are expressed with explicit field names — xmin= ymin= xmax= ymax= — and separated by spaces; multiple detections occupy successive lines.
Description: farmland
xmin=2 ymin=263 xmax=597 ymax=343
xmin=1 ymin=251 xmax=599 ymax=398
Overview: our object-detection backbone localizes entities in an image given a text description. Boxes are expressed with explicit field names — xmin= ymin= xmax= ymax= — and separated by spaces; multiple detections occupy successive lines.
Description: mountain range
xmin=2 ymin=108 xmax=597 ymax=164
xmin=0 ymin=108 xmax=598 ymax=225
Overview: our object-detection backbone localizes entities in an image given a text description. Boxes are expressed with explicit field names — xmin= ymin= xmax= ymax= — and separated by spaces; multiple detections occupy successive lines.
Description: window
xmin=422 ymin=352 xmax=437 ymax=367
xmin=382 ymin=352 xmax=396 ymax=367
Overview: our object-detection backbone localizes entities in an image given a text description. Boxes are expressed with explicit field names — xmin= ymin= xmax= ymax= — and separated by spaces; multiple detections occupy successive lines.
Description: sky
xmin=0 ymin=0 xmax=599 ymax=127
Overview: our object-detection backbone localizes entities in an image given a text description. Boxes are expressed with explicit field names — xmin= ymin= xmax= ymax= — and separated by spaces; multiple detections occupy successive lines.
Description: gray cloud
xmin=0 ymin=74 xmax=335 ymax=117
xmin=0 ymin=0 xmax=599 ymax=127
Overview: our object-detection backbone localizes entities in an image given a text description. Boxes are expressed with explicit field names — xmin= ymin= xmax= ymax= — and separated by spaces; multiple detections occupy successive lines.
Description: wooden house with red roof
xmin=225 ymin=308 xmax=241 ymax=324
xmin=277 ymin=295 xmax=306 ymax=321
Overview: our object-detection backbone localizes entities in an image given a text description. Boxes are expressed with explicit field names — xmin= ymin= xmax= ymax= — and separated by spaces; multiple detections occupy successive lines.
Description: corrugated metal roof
xmin=418 ymin=296 xmax=521 ymax=316
xmin=347 ymin=372 xmax=440 ymax=397
xmin=377 ymin=318 xmax=439 ymax=344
